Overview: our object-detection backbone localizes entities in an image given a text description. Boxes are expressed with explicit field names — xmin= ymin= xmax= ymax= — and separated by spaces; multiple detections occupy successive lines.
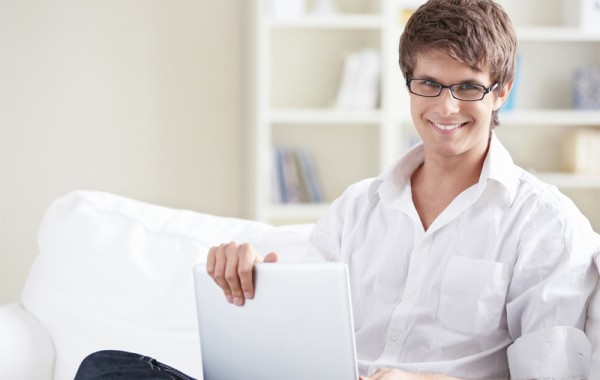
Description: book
xmin=501 ymin=55 xmax=520 ymax=112
xmin=573 ymin=68 xmax=600 ymax=110
xmin=274 ymin=148 xmax=288 ymax=203
xmin=296 ymin=149 xmax=324 ymax=203
xmin=272 ymin=148 xmax=325 ymax=203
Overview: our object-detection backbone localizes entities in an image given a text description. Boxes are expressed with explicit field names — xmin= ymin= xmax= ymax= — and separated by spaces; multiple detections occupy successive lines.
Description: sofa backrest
xmin=20 ymin=190 xmax=600 ymax=379
xmin=21 ymin=191 xmax=315 ymax=380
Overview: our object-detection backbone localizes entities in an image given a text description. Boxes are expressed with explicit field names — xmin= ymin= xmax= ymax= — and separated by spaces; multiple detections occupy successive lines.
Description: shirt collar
xmin=368 ymin=132 xmax=519 ymax=205
xmin=482 ymin=132 xmax=519 ymax=204
xmin=368 ymin=142 xmax=423 ymax=204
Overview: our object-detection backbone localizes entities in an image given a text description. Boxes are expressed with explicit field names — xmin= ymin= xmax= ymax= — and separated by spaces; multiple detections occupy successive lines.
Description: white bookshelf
xmin=496 ymin=0 xmax=600 ymax=230
xmin=501 ymin=109 xmax=600 ymax=126
xmin=250 ymin=0 xmax=600 ymax=229
xmin=536 ymin=172 xmax=600 ymax=189
xmin=267 ymin=15 xmax=383 ymax=29
xmin=516 ymin=27 xmax=600 ymax=42
xmin=252 ymin=0 xmax=404 ymax=223
xmin=270 ymin=108 xmax=383 ymax=124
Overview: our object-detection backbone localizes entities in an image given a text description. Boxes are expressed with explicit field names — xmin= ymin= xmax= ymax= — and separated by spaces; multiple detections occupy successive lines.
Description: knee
xmin=75 ymin=350 xmax=139 ymax=379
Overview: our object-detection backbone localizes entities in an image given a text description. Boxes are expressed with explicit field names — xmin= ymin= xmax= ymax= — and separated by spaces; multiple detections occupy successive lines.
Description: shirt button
xmin=391 ymin=332 xmax=400 ymax=341
xmin=407 ymin=289 xmax=417 ymax=296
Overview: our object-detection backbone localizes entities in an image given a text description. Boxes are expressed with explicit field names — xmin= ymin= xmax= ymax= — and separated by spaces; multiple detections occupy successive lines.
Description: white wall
xmin=0 ymin=0 xmax=248 ymax=304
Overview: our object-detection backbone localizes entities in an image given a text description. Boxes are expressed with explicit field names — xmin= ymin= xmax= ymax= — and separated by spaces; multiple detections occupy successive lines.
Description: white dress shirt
xmin=309 ymin=133 xmax=599 ymax=379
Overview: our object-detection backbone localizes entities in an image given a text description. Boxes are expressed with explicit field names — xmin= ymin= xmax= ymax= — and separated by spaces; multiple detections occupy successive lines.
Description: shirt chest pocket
xmin=437 ymin=255 xmax=510 ymax=335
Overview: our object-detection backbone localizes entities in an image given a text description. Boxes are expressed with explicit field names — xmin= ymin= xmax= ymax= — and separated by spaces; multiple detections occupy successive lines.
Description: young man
xmin=76 ymin=0 xmax=599 ymax=379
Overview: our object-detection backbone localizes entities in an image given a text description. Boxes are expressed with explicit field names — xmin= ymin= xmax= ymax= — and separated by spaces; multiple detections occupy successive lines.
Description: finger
xmin=224 ymin=244 xmax=244 ymax=306
xmin=238 ymin=243 xmax=260 ymax=300
xmin=368 ymin=369 xmax=391 ymax=380
xmin=206 ymin=246 xmax=217 ymax=278
xmin=212 ymin=244 xmax=233 ymax=303
xmin=263 ymin=252 xmax=279 ymax=263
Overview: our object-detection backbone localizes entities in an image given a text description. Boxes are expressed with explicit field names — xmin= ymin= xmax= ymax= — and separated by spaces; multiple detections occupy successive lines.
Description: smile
xmin=432 ymin=122 xmax=466 ymax=131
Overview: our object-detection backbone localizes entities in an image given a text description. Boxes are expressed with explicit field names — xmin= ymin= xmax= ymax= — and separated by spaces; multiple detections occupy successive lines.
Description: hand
xmin=360 ymin=369 xmax=417 ymax=380
xmin=360 ymin=369 xmax=457 ymax=380
xmin=206 ymin=242 xmax=279 ymax=306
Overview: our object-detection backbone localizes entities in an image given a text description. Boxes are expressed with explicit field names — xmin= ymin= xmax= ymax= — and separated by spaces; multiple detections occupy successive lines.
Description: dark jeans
xmin=74 ymin=350 xmax=197 ymax=380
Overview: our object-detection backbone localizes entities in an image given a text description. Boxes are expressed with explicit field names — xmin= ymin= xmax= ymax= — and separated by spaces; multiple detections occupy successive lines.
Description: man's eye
xmin=455 ymin=83 xmax=479 ymax=91
xmin=423 ymin=80 xmax=441 ymax=88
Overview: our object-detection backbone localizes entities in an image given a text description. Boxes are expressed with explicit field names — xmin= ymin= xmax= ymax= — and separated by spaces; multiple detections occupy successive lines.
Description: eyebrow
xmin=411 ymin=75 xmax=487 ymax=86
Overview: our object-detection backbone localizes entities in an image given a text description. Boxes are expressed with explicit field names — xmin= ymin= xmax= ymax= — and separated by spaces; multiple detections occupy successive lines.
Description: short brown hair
xmin=399 ymin=0 xmax=517 ymax=127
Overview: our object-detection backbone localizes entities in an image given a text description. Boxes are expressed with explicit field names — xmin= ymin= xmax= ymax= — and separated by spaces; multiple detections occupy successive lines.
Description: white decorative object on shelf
xmin=563 ymin=0 xmax=600 ymax=33
xmin=267 ymin=0 xmax=306 ymax=19
xmin=563 ymin=128 xmax=600 ymax=176
xmin=310 ymin=0 xmax=338 ymax=15
xmin=335 ymin=49 xmax=381 ymax=109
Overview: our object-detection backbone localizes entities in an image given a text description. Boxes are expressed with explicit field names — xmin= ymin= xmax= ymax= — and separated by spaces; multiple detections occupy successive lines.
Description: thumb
xmin=263 ymin=252 xmax=279 ymax=263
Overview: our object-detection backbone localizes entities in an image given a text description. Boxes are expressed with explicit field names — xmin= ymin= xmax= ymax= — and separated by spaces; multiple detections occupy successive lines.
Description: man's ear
xmin=493 ymin=81 xmax=514 ymax=111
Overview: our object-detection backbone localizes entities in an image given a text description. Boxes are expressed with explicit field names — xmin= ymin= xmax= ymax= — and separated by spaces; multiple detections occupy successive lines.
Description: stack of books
xmin=272 ymin=148 xmax=325 ymax=203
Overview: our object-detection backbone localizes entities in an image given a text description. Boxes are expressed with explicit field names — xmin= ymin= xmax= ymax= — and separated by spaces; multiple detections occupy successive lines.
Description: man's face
xmin=409 ymin=49 xmax=510 ymax=164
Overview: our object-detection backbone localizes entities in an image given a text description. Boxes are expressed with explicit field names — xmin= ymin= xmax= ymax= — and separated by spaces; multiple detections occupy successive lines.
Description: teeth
xmin=434 ymin=123 xmax=463 ymax=131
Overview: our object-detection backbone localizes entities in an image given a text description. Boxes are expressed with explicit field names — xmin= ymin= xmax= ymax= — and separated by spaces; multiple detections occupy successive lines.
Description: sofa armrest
xmin=0 ymin=303 xmax=55 ymax=380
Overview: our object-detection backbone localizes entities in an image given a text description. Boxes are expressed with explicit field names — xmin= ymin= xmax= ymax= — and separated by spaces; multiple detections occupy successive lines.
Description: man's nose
xmin=435 ymin=87 xmax=461 ymax=116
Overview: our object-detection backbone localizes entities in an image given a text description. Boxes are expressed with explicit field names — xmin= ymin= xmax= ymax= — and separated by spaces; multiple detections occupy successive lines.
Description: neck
xmin=415 ymin=140 xmax=490 ymax=192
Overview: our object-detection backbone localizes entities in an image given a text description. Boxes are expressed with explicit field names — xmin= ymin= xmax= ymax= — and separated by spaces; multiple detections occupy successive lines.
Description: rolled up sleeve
xmin=508 ymin=326 xmax=591 ymax=379
xmin=506 ymin=193 xmax=599 ymax=379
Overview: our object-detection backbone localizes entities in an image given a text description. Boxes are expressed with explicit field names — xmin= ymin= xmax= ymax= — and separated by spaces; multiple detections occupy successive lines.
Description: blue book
xmin=502 ymin=54 xmax=520 ymax=112
xmin=297 ymin=149 xmax=324 ymax=203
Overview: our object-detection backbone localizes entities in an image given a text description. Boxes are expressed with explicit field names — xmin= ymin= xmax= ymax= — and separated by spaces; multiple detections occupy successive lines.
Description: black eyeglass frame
xmin=405 ymin=78 xmax=499 ymax=101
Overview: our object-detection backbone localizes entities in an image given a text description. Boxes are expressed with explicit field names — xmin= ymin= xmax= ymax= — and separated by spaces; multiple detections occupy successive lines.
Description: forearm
xmin=361 ymin=369 xmax=500 ymax=380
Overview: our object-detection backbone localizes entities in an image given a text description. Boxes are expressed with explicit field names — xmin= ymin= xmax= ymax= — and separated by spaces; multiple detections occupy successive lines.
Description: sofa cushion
xmin=21 ymin=190 xmax=315 ymax=380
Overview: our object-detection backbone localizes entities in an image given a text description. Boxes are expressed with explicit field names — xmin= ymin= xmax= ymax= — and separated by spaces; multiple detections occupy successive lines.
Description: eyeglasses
xmin=406 ymin=78 xmax=499 ymax=101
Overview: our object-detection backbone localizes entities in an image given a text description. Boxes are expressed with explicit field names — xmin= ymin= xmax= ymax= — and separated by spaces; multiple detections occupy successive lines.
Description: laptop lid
xmin=193 ymin=262 xmax=358 ymax=380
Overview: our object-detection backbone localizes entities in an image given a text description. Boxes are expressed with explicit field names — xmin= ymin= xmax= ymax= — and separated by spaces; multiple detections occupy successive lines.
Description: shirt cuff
xmin=508 ymin=326 xmax=591 ymax=379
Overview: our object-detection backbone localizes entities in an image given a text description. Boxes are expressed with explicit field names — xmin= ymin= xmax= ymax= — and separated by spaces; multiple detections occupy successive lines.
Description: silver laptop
xmin=193 ymin=262 xmax=359 ymax=380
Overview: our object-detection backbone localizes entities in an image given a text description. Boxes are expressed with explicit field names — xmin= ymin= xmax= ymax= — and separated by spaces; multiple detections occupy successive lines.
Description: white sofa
xmin=0 ymin=190 xmax=599 ymax=380
xmin=0 ymin=191 xmax=316 ymax=380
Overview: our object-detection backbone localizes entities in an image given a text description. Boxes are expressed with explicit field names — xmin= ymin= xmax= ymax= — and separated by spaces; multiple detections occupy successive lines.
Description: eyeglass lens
xmin=409 ymin=80 xmax=487 ymax=101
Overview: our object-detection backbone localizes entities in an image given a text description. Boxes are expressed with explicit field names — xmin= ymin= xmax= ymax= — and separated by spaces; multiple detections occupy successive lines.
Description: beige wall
xmin=0 ymin=0 xmax=248 ymax=304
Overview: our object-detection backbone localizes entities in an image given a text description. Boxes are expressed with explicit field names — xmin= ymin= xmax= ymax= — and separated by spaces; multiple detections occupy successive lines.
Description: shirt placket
xmin=371 ymin=234 xmax=432 ymax=370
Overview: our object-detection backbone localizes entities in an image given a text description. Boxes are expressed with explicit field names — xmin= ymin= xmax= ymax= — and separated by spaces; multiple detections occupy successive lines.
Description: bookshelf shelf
xmin=516 ymin=27 xmax=600 ymax=42
xmin=536 ymin=172 xmax=600 ymax=189
xmin=269 ymin=203 xmax=330 ymax=222
xmin=268 ymin=15 xmax=383 ymax=29
xmin=500 ymin=109 xmax=600 ymax=126
xmin=270 ymin=108 xmax=382 ymax=124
